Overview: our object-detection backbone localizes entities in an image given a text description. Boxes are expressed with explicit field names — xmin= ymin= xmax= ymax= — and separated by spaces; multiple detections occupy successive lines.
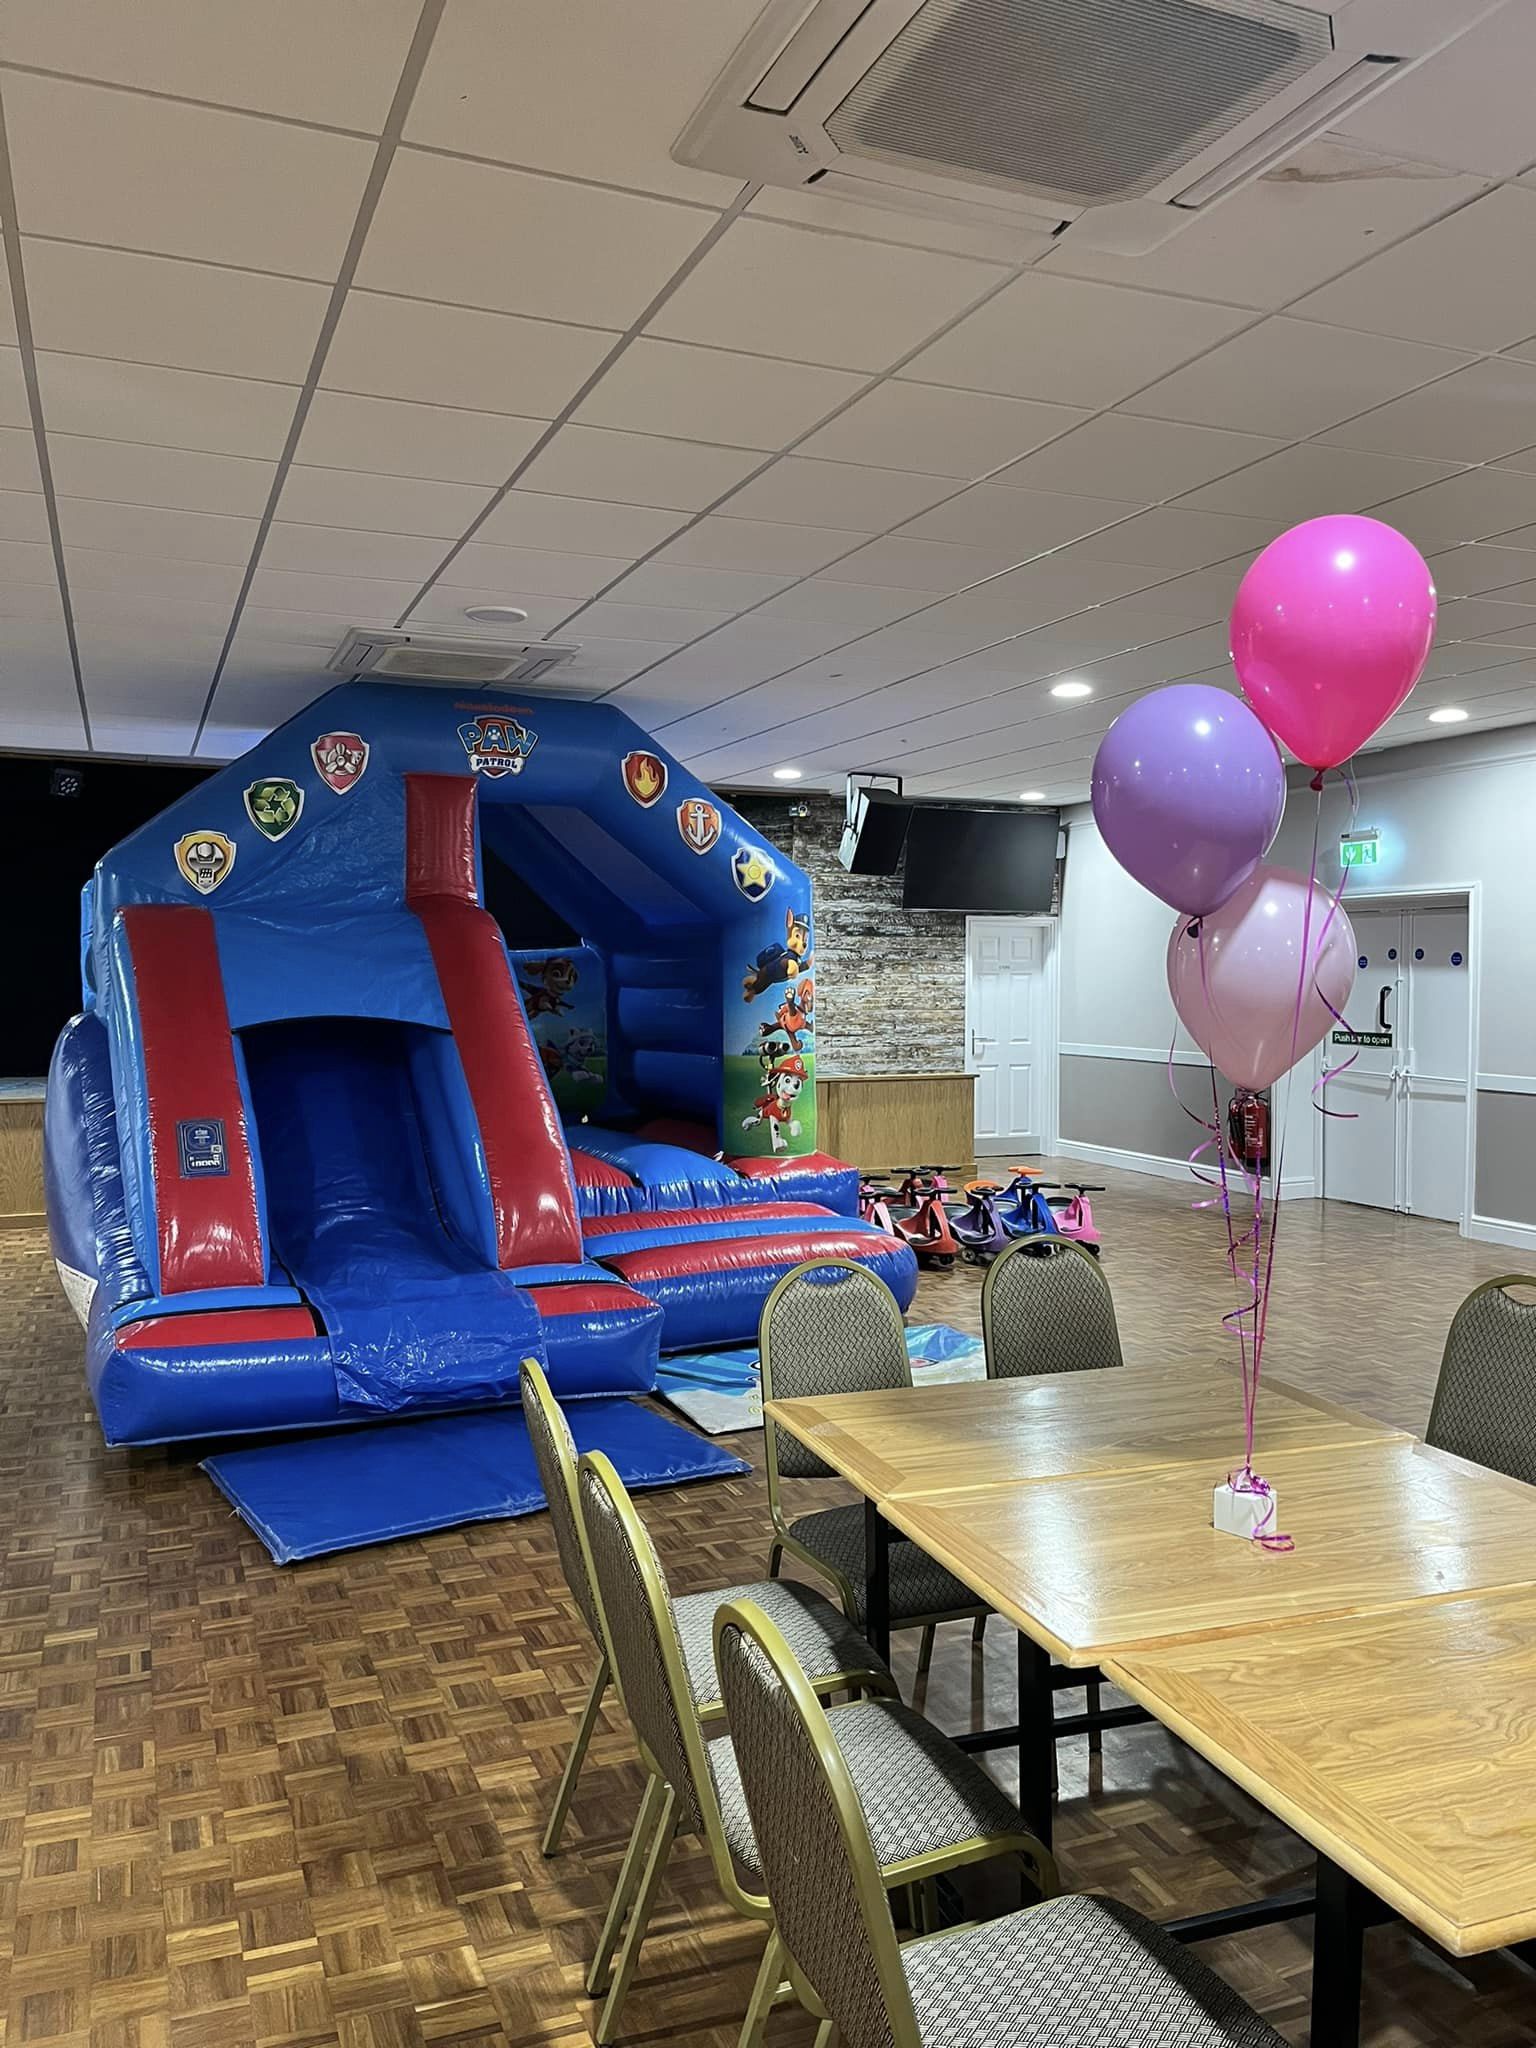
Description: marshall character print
xmin=742 ymin=1052 xmax=808 ymax=1153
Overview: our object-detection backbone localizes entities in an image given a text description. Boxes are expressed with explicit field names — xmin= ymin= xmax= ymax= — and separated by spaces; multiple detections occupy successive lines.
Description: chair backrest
xmin=759 ymin=1259 xmax=911 ymax=1486
xmin=1426 ymin=1277 xmax=1536 ymax=1485
xmin=982 ymin=1234 xmax=1123 ymax=1379
xmin=520 ymin=1358 xmax=602 ymax=1645
xmin=577 ymin=1451 xmax=712 ymax=1835
xmin=714 ymin=1599 xmax=919 ymax=2048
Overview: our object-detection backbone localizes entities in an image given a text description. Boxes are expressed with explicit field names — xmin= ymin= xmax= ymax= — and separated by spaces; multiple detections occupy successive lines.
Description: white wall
xmin=1057 ymin=723 xmax=1536 ymax=1230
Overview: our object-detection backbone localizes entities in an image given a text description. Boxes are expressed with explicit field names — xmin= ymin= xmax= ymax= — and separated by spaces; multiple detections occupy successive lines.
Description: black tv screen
xmin=901 ymin=805 xmax=1058 ymax=913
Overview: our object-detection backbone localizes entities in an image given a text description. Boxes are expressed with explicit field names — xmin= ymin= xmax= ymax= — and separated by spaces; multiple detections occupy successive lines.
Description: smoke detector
xmin=326 ymin=627 xmax=579 ymax=686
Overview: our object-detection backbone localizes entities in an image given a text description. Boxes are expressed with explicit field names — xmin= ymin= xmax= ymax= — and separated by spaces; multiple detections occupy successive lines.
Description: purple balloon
xmin=1091 ymin=684 xmax=1285 ymax=916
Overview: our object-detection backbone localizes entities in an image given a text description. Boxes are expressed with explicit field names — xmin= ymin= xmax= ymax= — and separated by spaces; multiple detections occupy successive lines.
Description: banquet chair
xmin=1425 ymin=1275 xmax=1536 ymax=1485
xmin=576 ymin=1449 xmax=1051 ymax=2046
xmin=520 ymin=1358 xmax=889 ymax=1857
xmin=760 ymin=1259 xmax=987 ymax=1676
xmin=981 ymin=1234 xmax=1124 ymax=1380
xmin=711 ymin=1596 xmax=1288 ymax=2048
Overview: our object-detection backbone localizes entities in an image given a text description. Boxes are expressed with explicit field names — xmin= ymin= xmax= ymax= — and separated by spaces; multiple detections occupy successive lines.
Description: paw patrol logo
xmin=621 ymin=750 xmax=667 ymax=808
xmin=459 ymin=714 xmax=536 ymax=778
xmin=677 ymin=797 xmax=721 ymax=855
xmin=732 ymin=845 xmax=775 ymax=902
xmin=311 ymin=731 xmax=369 ymax=794
xmin=174 ymin=831 xmax=236 ymax=894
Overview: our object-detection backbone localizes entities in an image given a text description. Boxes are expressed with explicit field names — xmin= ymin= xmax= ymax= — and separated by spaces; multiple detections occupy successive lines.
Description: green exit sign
xmin=1340 ymin=831 xmax=1380 ymax=868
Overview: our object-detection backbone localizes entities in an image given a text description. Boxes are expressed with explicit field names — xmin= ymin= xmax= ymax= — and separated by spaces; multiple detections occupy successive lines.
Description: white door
xmin=969 ymin=919 xmax=1046 ymax=1156
xmin=1403 ymin=908 xmax=1470 ymax=1224
xmin=1321 ymin=908 xmax=1402 ymax=1210
xmin=1322 ymin=904 xmax=1470 ymax=1222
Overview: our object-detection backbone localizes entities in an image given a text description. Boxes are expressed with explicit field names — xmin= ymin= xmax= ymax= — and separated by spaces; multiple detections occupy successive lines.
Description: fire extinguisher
xmin=1227 ymin=1091 xmax=1270 ymax=1176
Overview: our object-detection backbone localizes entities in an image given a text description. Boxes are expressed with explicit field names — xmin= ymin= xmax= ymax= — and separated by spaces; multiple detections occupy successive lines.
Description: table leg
xmin=1016 ymin=1632 xmax=1054 ymax=1849
xmin=864 ymin=1497 xmax=891 ymax=1666
xmin=1311 ymin=1855 xmax=1368 ymax=2048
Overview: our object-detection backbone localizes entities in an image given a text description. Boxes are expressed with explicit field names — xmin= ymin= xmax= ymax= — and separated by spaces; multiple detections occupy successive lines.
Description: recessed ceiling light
xmin=772 ymin=765 xmax=803 ymax=781
xmin=1050 ymin=679 xmax=1094 ymax=700
xmin=1427 ymin=705 xmax=1469 ymax=724
xmin=463 ymin=604 xmax=530 ymax=625
xmin=1018 ymin=789 xmax=1047 ymax=802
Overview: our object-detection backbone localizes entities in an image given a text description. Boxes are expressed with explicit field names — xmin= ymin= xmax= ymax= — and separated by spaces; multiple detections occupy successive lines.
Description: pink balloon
xmin=1166 ymin=865 xmax=1356 ymax=1093
xmin=1229 ymin=515 xmax=1436 ymax=770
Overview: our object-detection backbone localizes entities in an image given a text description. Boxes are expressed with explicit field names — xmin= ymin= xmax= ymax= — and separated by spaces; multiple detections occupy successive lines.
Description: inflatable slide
xmin=46 ymin=682 xmax=915 ymax=1447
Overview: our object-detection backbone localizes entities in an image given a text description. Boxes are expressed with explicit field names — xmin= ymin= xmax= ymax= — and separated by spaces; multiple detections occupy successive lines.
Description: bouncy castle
xmin=45 ymin=682 xmax=915 ymax=1447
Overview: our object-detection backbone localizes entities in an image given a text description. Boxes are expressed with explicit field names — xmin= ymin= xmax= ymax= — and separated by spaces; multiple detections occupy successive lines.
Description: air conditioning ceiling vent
xmin=326 ymin=628 xmax=579 ymax=686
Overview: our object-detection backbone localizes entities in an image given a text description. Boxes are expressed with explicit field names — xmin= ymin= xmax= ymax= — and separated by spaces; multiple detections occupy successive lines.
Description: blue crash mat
xmin=202 ymin=1400 xmax=748 ymax=1563
xmin=656 ymin=1322 xmax=986 ymax=1435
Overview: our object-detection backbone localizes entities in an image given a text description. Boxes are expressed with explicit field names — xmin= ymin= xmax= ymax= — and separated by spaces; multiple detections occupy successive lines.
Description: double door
xmin=1321 ymin=905 xmax=1469 ymax=1223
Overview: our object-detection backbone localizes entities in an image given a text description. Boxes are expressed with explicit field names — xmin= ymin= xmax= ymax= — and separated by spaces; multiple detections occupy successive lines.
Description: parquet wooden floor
xmin=2 ymin=1166 xmax=1534 ymax=2046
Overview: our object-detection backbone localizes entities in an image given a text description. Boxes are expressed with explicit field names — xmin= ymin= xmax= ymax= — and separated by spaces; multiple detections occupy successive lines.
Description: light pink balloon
xmin=1229 ymin=514 xmax=1436 ymax=770
xmin=1166 ymin=864 xmax=1357 ymax=1093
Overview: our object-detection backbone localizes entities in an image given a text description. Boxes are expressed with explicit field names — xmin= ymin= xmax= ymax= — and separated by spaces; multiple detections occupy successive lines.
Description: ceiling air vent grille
xmin=326 ymin=629 xmax=579 ymax=686
xmin=823 ymin=0 xmax=1334 ymax=206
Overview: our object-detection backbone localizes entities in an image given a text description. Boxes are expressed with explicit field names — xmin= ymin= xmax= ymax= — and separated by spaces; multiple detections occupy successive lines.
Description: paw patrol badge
xmin=621 ymin=750 xmax=667 ymax=808
xmin=311 ymin=731 xmax=369 ymax=794
xmin=677 ymin=797 xmax=721 ymax=855
xmin=458 ymin=714 xmax=536 ymax=778
xmin=174 ymin=831 xmax=236 ymax=894
xmin=243 ymin=776 xmax=304 ymax=840
xmin=732 ymin=845 xmax=774 ymax=901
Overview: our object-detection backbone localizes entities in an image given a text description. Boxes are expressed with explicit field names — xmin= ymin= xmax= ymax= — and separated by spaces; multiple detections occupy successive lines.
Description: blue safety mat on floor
xmin=656 ymin=1322 xmax=986 ymax=1434
xmin=202 ymin=1400 xmax=749 ymax=1563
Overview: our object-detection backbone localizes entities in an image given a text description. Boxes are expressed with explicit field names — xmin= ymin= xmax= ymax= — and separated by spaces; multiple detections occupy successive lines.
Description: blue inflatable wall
xmin=46 ymin=683 xmax=912 ymax=1445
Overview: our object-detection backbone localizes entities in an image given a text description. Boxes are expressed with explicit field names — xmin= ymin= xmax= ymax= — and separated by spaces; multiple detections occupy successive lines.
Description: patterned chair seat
xmin=901 ymin=1892 xmax=1287 ymax=2047
xmin=788 ymin=1501 xmax=985 ymax=1625
xmin=674 ymin=1577 xmax=887 ymax=1708
xmin=709 ymin=1694 xmax=1026 ymax=1876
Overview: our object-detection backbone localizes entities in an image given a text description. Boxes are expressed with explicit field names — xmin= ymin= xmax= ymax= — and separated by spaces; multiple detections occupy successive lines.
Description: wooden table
xmin=768 ymin=1359 xmax=1403 ymax=1501
xmin=1109 ymin=1585 xmax=1536 ymax=2044
xmin=765 ymin=1375 xmax=1536 ymax=2047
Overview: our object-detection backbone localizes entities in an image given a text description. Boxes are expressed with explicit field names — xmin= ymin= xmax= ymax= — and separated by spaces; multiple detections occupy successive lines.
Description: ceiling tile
xmin=295 ymin=389 xmax=547 ymax=485
xmin=3 ymin=72 xmax=373 ymax=278
xmin=1319 ymin=356 xmax=1536 ymax=465
xmin=1122 ymin=318 xmax=1470 ymax=436
xmin=573 ymin=338 xmax=862 ymax=452
xmin=276 ymin=464 xmax=493 ymax=538
xmin=404 ymin=0 xmax=757 ymax=205
xmin=357 ymin=150 xmax=710 ymax=327
xmin=0 ymin=426 xmax=43 ymax=494
xmin=56 ymin=498 xmax=258 ymax=565
xmin=515 ymin=424 xmax=759 ymax=511
xmin=933 ymin=551 xmax=1165 ymax=620
xmin=1114 ymin=555 xmax=1254 ymax=618
xmin=0 ymin=536 xmax=64 ymax=588
xmin=1333 ymin=5 xmax=1536 ymax=179
xmin=0 ymin=577 xmax=67 ymax=620
xmin=992 ymin=414 xmax=1281 ymax=504
xmin=236 ymin=603 xmax=357 ymax=647
xmin=475 ymin=490 xmax=689 ymax=556
xmin=716 ymin=457 xmax=954 ymax=531
xmin=601 ymin=561 xmax=792 ymax=611
xmin=1044 ymin=142 xmax=1485 ymax=310
xmin=819 ymin=536 xmax=1033 ymax=594
xmin=22 ymin=240 xmax=329 ymax=385
xmin=1368 ymin=468 xmax=1536 ymax=554
xmin=402 ymin=584 xmax=582 ymax=632
xmin=438 ymin=541 xmax=632 ymax=599
xmin=559 ymin=599 xmax=725 ymax=643
xmin=900 ymin=272 xmax=1250 ymax=408
xmin=260 ymin=522 xmax=449 ymax=582
xmin=0 ymin=0 xmax=424 ymax=129
xmin=37 ymin=354 xmax=298 ymax=459
xmin=1296 ymin=185 xmax=1536 ymax=352
xmin=1453 ymin=574 xmax=1536 ymax=608
xmin=647 ymin=217 xmax=1006 ymax=373
xmin=246 ymin=566 xmax=424 ymax=617
xmin=1436 ymin=596 xmax=1536 ymax=645
xmin=49 ymin=435 xmax=274 ymax=515
xmin=325 ymin=292 xmax=616 ymax=418
xmin=1179 ymin=445 xmax=1461 ymax=522
xmin=0 ymin=491 xmax=50 ymax=544
xmin=0 ymin=348 xmax=30 ymax=429
xmin=746 ymin=187 xmax=1054 ymax=268
xmin=1424 ymin=545 xmax=1536 ymax=597
xmin=752 ymin=581 xmax=923 ymax=630
xmin=899 ymin=484 xmax=1136 ymax=553
xmin=653 ymin=515 xmax=855 ymax=576
xmin=1470 ymin=521 xmax=1536 ymax=554
xmin=69 ymin=587 xmax=236 ymax=634
xmin=796 ymin=384 xmax=1087 ymax=479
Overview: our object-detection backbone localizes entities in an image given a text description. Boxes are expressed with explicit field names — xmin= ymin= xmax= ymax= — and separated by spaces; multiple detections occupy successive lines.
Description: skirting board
xmin=1055 ymin=1138 xmax=1317 ymax=1202
xmin=1466 ymin=1213 xmax=1536 ymax=1252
